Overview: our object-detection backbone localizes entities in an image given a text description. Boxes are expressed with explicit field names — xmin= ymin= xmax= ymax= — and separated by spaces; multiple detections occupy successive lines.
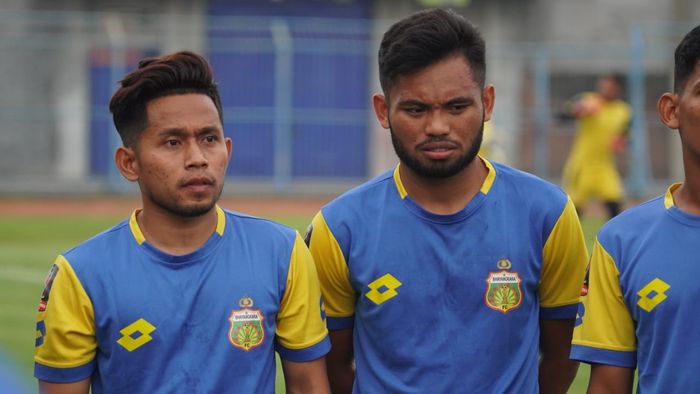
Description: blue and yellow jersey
xmin=307 ymin=158 xmax=588 ymax=393
xmin=34 ymin=206 xmax=329 ymax=393
xmin=572 ymin=184 xmax=700 ymax=392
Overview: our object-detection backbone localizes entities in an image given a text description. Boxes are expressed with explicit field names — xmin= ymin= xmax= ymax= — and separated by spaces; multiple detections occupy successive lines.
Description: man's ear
xmin=225 ymin=137 xmax=232 ymax=161
xmin=657 ymin=92 xmax=680 ymax=130
xmin=372 ymin=93 xmax=390 ymax=130
xmin=115 ymin=146 xmax=139 ymax=182
xmin=482 ymin=84 xmax=496 ymax=122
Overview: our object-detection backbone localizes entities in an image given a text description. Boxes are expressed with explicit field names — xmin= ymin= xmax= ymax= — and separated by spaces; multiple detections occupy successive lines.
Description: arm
xmin=305 ymin=213 xmax=357 ymax=393
xmin=35 ymin=258 xmax=96 ymax=388
xmin=326 ymin=328 xmax=354 ymax=394
xmin=572 ymin=239 xmax=638 ymax=393
xmin=559 ymin=93 xmax=601 ymax=120
xmin=281 ymin=357 xmax=331 ymax=394
xmin=611 ymin=117 xmax=631 ymax=155
xmin=539 ymin=319 xmax=579 ymax=394
xmin=39 ymin=379 xmax=90 ymax=394
xmin=539 ymin=198 xmax=588 ymax=393
xmin=587 ymin=364 xmax=634 ymax=394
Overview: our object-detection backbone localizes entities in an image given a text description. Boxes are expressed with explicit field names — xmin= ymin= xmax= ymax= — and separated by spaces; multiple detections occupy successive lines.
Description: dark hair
xmin=378 ymin=8 xmax=486 ymax=94
xmin=674 ymin=24 xmax=700 ymax=93
xmin=109 ymin=51 xmax=223 ymax=147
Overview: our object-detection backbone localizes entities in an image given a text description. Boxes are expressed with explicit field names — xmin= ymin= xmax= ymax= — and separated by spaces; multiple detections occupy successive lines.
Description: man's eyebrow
xmin=396 ymin=99 xmax=428 ymax=107
xmin=444 ymin=97 xmax=471 ymax=105
xmin=156 ymin=128 xmax=187 ymax=137
xmin=156 ymin=125 xmax=222 ymax=137
xmin=197 ymin=126 xmax=222 ymax=134
xmin=396 ymin=97 xmax=472 ymax=107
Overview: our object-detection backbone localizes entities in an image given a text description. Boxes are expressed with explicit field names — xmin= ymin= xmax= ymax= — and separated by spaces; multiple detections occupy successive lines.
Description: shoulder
xmin=606 ymin=99 xmax=631 ymax=116
xmin=490 ymin=163 xmax=572 ymax=238
xmin=597 ymin=196 xmax=665 ymax=252
xmin=321 ymin=169 xmax=395 ymax=218
xmin=61 ymin=219 xmax=131 ymax=266
xmin=614 ymin=99 xmax=631 ymax=109
xmin=222 ymin=209 xmax=297 ymax=244
xmin=491 ymin=162 xmax=569 ymax=210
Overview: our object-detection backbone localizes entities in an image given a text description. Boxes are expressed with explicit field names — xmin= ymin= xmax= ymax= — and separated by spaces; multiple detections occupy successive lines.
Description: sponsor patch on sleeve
xmin=37 ymin=264 xmax=59 ymax=312
xmin=304 ymin=224 xmax=313 ymax=246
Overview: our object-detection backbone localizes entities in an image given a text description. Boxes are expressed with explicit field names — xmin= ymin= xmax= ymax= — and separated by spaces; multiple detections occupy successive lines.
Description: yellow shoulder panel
xmin=34 ymin=255 xmax=96 ymax=368
xmin=573 ymin=239 xmax=636 ymax=351
xmin=540 ymin=197 xmax=589 ymax=308
xmin=276 ymin=233 xmax=329 ymax=350
xmin=307 ymin=212 xmax=356 ymax=318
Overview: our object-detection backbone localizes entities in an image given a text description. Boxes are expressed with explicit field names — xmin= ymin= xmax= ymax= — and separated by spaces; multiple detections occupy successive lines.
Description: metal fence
xmin=0 ymin=8 xmax=694 ymax=197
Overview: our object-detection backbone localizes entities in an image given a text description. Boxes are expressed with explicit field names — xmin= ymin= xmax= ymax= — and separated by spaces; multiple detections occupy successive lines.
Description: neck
xmin=137 ymin=204 xmax=218 ymax=256
xmin=399 ymin=157 xmax=488 ymax=215
xmin=675 ymin=147 xmax=700 ymax=215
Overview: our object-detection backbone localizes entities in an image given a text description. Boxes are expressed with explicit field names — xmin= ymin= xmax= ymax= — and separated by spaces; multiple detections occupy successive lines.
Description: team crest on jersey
xmin=37 ymin=264 xmax=59 ymax=312
xmin=484 ymin=270 xmax=523 ymax=313
xmin=228 ymin=297 xmax=265 ymax=351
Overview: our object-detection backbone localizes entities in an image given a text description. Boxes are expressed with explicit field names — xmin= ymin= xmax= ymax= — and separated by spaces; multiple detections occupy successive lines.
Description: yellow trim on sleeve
xmin=393 ymin=164 xmax=408 ymax=199
xmin=572 ymin=239 xmax=636 ymax=351
xmin=276 ymin=233 xmax=329 ymax=350
xmin=129 ymin=210 xmax=145 ymax=245
xmin=571 ymin=339 xmax=636 ymax=353
xmin=215 ymin=205 xmax=226 ymax=236
xmin=664 ymin=183 xmax=682 ymax=209
xmin=479 ymin=156 xmax=496 ymax=194
xmin=34 ymin=255 xmax=97 ymax=369
xmin=540 ymin=197 xmax=588 ymax=308
xmin=308 ymin=212 xmax=356 ymax=318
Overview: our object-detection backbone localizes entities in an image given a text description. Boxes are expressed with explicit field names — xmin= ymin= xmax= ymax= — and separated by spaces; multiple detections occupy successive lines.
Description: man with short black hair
xmin=306 ymin=9 xmax=588 ymax=393
xmin=572 ymin=24 xmax=700 ymax=393
xmin=34 ymin=51 xmax=331 ymax=394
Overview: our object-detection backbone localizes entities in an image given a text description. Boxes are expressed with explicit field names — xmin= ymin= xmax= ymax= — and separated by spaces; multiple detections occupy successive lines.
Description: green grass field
xmin=0 ymin=213 xmax=605 ymax=393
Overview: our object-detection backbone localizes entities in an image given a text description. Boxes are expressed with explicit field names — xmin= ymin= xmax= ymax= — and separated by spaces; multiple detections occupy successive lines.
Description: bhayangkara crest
xmin=484 ymin=270 xmax=523 ymax=313
xmin=228 ymin=308 xmax=265 ymax=351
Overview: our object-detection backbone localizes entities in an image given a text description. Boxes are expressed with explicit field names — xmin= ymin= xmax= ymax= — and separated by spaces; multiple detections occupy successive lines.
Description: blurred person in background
xmin=33 ymin=51 xmax=330 ymax=394
xmin=571 ymin=24 xmax=700 ymax=392
xmin=561 ymin=73 xmax=632 ymax=219
xmin=305 ymin=8 xmax=588 ymax=394
xmin=477 ymin=121 xmax=508 ymax=163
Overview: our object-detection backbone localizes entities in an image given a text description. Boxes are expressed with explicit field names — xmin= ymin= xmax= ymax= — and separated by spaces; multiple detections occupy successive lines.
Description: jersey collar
xmin=663 ymin=182 xmax=700 ymax=227
xmin=129 ymin=205 xmax=226 ymax=245
xmin=663 ymin=183 xmax=682 ymax=209
xmin=392 ymin=155 xmax=496 ymax=200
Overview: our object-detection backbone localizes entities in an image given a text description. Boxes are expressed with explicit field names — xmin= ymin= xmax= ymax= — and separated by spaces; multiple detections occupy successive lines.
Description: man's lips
xmin=418 ymin=141 xmax=459 ymax=160
xmin=181 ymin=177 xmax=214 ymax=191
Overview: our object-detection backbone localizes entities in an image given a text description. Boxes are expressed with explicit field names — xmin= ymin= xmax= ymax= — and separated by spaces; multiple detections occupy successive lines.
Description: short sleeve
xmin=539 ymin=197 xmax=589 ymax=319
xmin=306 ymin=211 xmax=356 ymax=330
xmin=571 ymin=238 xmax=637 ymax=367
xmin=34 ymin=255 xmax=97 ymax=382
xmin=275 ymin=233 xmax=330 ymax=362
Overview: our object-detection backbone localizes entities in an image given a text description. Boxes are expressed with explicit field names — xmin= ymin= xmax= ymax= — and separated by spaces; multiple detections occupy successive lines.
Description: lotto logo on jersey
xmin=228 ymin=308 xmax=265 ymax=351
xmin=484 ymin=271 xmax=523 ymax=313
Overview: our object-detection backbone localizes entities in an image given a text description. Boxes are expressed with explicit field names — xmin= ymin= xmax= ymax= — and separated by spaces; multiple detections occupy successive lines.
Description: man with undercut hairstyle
xmin=33 ymin=51 xmax=330 ymax=394
xmin=306 ymin=8 xmax=588 ymax=394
